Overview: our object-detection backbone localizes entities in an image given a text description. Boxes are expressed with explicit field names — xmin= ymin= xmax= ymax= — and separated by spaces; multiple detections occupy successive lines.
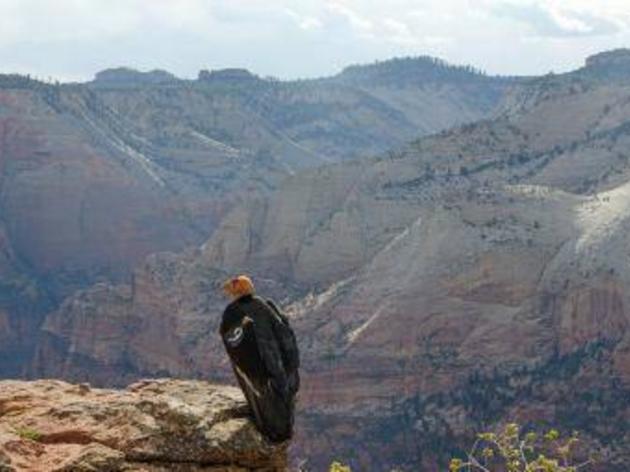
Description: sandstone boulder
xmin=0 ymin=379 xmax=286 ymax=471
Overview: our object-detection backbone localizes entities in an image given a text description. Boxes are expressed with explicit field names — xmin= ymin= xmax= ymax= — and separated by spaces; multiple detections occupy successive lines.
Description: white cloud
xmin=299 ymin=17 xmax=324 ymax=31
xmin=382 ymin=18 xmax=416 ymax=45
xmin=492 ymin=1 xmax=620 ymax=37
xmin=283 ymin=8 xmax=323 ymax=31
xmin=325 ymin=0 xmax=374 ymax=35
xmin=0 ymin=0 xmax=627 ymax=81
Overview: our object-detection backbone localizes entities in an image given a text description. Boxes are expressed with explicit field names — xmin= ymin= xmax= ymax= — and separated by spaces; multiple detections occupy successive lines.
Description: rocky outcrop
xmin=92 ymin=68 xmax=178 ymax=88
xmin=197 ymin=69 xmax=259 ymax=83
xmin=29 ymin=249 xmax=299 ymax=386
xmin=0 ymin=378 xmax=286 ymax=471
xmin=582 ymin=49 xmax=630 ymax=79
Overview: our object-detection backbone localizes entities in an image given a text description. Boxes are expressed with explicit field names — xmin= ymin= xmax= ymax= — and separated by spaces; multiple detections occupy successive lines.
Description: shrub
xmin=449 ymin=423 xmax=596 ymax=472
xmin=329 ymin=461 xmax=351 ymax=472
xmin=14 ymin=426 xmax=42 ymax=442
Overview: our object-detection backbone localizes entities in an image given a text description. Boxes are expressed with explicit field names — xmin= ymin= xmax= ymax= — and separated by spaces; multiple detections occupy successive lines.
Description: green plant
xmin=14 ymin=426 xmax=42 ymax=442
xmin=449 ymin=423 xmax=595 ymax=472
xmin=329 ymin=461 xmax=351 ymax=472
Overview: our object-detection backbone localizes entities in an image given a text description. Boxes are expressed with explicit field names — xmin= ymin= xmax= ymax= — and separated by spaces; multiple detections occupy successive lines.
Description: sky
xmin=0 ymin=0 xmax=629 ymax=82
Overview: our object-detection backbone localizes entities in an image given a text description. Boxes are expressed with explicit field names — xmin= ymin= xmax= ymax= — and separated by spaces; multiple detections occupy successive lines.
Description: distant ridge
xmin=91 ymin=67 xmax=178 ymax=88
xmin=198 ymin=68 xmax=260 ymax=82
xmin=581 ymin=48 xmax=630 ymax=79
xmin=585 ymin=48 xmax=630 ymax=67
xmin=11 ymin=48 xmax=625 ymax=86
xmin=332 ymin=55 xmax=492 ymax=86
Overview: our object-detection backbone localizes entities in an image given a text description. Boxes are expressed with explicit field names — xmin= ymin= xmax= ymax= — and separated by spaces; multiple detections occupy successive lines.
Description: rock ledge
xmin=0 ymin=379 xmax=286 ymax=471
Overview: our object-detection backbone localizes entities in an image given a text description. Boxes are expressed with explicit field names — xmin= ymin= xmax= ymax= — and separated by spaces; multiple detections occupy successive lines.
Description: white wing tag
xmin=225 ymin=326 xmax=244 ymax=347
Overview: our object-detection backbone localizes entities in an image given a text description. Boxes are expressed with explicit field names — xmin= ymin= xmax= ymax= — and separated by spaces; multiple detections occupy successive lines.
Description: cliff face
xmin=0 ymin=57 xmax=512 ymax=378
xmin=29 ymin=54 xmax=630 ymax=470
xmin=29 ymin=251 xmax=298 ymax=386
xmin=0 ymin=378 xmax=286 ymax=471
xmin=0 ymin=221 xmax=52 ymax=377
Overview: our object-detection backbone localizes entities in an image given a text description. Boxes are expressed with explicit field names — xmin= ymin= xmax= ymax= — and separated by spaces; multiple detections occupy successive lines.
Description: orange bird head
xmin=222 ymin=275 xmax=255 ymax=299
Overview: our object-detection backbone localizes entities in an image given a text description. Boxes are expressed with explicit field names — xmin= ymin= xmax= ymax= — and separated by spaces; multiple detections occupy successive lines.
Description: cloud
xmin=283 ymin=8 xmax=323 ymax=31
xmin=382 ymin=18 xmax=416 ymax=45
xmin=492 ymin=2 xmax=620 ymax=37
xmin=0 ymin=0 xmax=628 ymax=81
xmin=325 ymin=1 xmax=374 ymax=35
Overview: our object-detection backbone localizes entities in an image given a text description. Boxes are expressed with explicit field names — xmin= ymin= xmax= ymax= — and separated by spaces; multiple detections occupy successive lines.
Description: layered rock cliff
xmin=0 ymin=56 xmax=515 ymax=377
xmin=28 ymin=52 xmax=630 ymax=470
xmin=0 ymin=378 xmax=286 ymax=471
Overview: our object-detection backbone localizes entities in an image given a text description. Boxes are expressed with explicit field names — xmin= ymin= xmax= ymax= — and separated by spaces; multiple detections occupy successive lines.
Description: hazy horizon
xmin=0 ymin=0 xmax=629 ymax=82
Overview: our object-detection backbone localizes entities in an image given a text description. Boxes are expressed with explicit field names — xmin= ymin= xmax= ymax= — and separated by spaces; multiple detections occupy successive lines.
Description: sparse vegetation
xmin=450 ymin=423 xmax=596 ymax=472
xmin=337 ymin=56 xmax=491 ymax=86
xmin=14 ymin=426 xmax=42 ymax=442
xmin=326 ymin=424 xmax=598 ymax=472
xmin=329 ymin=461 xmax=351 ymax=472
